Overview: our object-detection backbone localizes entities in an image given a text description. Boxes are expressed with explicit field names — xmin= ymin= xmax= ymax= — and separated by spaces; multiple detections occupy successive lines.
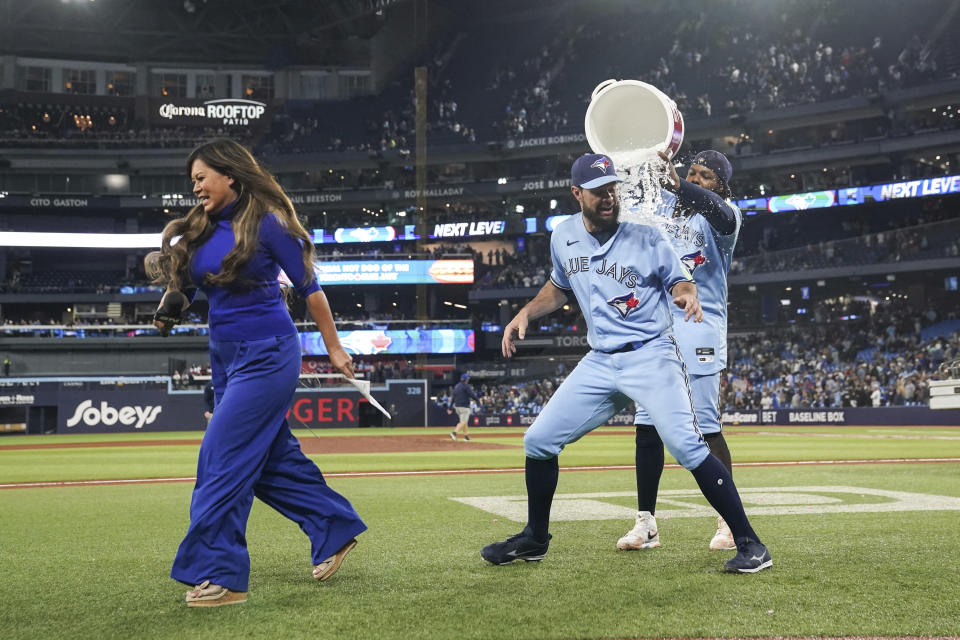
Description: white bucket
xmin=584 ymin=79 xmax=684 ymax=158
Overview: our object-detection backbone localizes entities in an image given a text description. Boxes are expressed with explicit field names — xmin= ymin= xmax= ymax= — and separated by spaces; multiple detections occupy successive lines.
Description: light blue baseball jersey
xmin=656 ymin=189 xmax=742 ymax=374
xmin=549 ymin=214 xmax=693 ymax=351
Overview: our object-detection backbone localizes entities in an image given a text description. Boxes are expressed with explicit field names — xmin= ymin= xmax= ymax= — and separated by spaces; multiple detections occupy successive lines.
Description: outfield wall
xmin=456 ymin=407 xmax=960 ymax=428
xmin=0 ymin=378 xmax=427 ymax=432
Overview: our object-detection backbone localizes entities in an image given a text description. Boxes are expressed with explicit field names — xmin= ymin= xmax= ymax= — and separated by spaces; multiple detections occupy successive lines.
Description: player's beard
xmin=582 ymin=199 xmax=620 ymax=231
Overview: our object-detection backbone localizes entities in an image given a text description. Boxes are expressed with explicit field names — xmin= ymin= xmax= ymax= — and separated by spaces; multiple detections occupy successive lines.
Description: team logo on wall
xmin=607 ymin=290 xmax=640 ymax=318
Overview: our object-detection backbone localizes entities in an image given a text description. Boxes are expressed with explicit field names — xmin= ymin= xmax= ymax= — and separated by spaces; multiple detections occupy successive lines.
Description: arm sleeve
xmin=675 ymin=179 xmax=737 ymax=235
xmin=654 ymin=231 xmax=694 ymax=292
xmin=548 ymin=233 xmax=572 ymax=290
xmin=261 ymin=213 xmax=321 ymax=298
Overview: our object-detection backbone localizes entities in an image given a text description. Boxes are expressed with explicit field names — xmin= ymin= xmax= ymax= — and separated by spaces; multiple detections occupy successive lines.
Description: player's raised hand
xmin=502 ymin=312 xmax=529 ymax=358
xmin=673 ymin=291 xmax=703 ymax=322
xmin=657 ymin=150 xmax=681 ymax=192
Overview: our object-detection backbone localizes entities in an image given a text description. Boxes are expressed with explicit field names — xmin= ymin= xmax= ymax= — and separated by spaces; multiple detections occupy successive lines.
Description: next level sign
xmin=432 ymin=220 xmax=506 ymax=238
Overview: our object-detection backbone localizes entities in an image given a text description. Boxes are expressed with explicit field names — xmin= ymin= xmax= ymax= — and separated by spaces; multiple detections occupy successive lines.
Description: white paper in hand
xmin=347 ymin=378 xmax=392 ymax=420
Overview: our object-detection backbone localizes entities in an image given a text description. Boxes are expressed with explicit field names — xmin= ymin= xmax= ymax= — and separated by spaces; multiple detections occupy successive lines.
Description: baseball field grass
xmin=1 ymin=425 xmax=959 ymax=640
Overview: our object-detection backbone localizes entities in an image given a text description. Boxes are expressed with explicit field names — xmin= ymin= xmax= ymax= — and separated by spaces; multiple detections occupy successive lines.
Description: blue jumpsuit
xmin=170 ymin=201 xmax=366 ymax=592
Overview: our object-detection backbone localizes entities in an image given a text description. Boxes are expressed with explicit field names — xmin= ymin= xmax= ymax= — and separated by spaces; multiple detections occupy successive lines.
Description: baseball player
xmin=481 ymin=153 xmax=771 ymax=573
xmin=618 ymin=150 xmax=744 ymax=552
xmin=450 ymin=373 xmax=480 ymax=441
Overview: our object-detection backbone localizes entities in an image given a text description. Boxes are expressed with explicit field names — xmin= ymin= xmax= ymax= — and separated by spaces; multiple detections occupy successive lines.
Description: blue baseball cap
xmin=461 ymin=373 xmax=470 ymax=380
xmin=690 ymin=150 xmax=733 ymax=183
xmin=571 ymin=153 xmax=624 ymax=189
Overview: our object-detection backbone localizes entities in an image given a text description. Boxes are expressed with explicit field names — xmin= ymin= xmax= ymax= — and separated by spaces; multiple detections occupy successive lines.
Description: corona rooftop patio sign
xmin=153 ymin=99 xmax=268 ymax=126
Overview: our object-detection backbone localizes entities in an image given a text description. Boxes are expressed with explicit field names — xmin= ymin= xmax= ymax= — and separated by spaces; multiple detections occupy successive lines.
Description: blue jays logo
xmin=590 ymin=157 xmax=612 ymax=174
xmin=680 ymin=250 xmax=707 ymax=275
xmin=608 ymin=290 xmax=640 ymax=319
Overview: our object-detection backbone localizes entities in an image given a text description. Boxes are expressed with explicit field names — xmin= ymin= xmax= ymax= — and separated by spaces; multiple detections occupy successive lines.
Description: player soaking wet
xmin=481 ymin=153 xmax=771 ymax=574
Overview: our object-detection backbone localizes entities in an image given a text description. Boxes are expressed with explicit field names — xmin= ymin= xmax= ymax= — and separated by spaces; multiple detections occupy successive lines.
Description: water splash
xmin=611 ymin=148 xmax=671 ymax=229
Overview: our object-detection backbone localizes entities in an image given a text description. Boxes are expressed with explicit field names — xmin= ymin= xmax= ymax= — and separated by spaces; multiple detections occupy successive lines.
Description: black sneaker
xmin=449 ymin=431 xmax=457 ymax=441
xmin=724 ymin=538 xmax=772 ymax=573
xmin=481 ymin=527 xmax=551 ymax=565
xmin=463 ymin=435 xmax=471 ymax=441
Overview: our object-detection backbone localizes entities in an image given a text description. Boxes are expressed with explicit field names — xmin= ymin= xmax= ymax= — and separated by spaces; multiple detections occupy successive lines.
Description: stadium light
xmin=0 ymin=231 xmax=161 ymax=248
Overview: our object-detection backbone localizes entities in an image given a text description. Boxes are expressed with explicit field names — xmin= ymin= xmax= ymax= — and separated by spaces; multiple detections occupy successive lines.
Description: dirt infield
xmin=0 ymin=434 xmax=517 ymax=454
xmin=297 ymin=435 xmax=515 ymax=454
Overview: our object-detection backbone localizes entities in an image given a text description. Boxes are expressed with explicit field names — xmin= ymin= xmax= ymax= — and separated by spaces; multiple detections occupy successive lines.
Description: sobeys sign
xmin=156 ymin=99 xmax=267 ymax=126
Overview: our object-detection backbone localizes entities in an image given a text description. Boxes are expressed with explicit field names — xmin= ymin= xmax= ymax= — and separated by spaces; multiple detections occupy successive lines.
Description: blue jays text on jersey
xmin=549 ymin=214 xmax=693 ymax=352
xmin=562 ymin=256 xmax=640 ymax=289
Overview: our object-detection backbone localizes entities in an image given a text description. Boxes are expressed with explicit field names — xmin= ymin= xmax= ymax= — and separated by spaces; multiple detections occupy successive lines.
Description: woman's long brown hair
xmin=145 ymin=138 xmax=314 ymax=292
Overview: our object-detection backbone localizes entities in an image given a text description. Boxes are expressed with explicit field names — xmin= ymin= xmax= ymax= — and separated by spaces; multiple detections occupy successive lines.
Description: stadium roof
xmin=0 ymin=0 xmax=412 ymax=65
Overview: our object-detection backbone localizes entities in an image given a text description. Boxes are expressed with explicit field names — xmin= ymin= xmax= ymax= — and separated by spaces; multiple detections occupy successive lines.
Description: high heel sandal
xmin=312 ymin=538 xmax=357 ymax=581
xmin=185 ymin=580 xmax=247 ymax=607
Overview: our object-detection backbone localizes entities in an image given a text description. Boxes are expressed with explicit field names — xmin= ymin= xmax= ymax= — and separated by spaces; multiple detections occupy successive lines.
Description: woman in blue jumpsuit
xmin=148 ymin=138 xmax=366 ymax=607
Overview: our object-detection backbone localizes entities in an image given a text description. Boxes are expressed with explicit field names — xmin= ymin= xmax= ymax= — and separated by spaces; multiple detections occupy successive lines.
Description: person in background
xmin=202 ymin=380 xmax=215 ymax=424
xmin=450 ymin=373 xmax=480 ymax=441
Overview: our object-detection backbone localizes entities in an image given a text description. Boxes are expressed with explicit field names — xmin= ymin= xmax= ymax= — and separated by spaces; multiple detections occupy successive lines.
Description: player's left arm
xmin=657 ymin=152 xmax=736 ymax=235
xmin=674 ymin=180 xmax=737 ymax=235
xmin=669 ymin=280 xmax=703 ymax=323
xmin=305 ymin=289 xmax=354 ymax=379
xmin=653 ymin=230 xmax=703 ymax=322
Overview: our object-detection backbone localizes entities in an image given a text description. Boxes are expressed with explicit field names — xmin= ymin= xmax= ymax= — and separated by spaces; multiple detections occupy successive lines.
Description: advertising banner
xmin=313 ymin=259 xmax=474 ymax=285
xmin=52 ymin=380 xmax=424 ymax=432
xmin=437 ymin=407 xmax=960 ymax=429
xmin=150 ymin=98 xmax=269 ymax=127
xmin=300 ymin=329 xmax=474 ymax=356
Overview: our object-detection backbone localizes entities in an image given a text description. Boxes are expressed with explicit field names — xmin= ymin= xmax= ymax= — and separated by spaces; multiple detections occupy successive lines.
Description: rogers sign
xmin=158 ymin=99 xmax=266 ymax=125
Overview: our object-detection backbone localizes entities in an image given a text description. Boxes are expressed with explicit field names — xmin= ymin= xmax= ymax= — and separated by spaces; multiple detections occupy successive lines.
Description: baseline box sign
xmin=152 ymin=99 xmax=268 ymax=126
xmin=313 ymin=259 xmax=473 ymax=285
xmin=721 ymin=407 xmax=960 ymax=426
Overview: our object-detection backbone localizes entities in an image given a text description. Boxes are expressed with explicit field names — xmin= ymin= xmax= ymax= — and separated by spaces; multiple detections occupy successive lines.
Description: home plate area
xmin=451 ymin=486 xmax=960 ymax=522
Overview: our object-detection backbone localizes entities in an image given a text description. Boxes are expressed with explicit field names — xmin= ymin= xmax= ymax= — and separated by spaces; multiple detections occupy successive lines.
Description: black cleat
xmin=463 ymin=435 xmax=471 ymax=441
xmin=724 ymin=538 xmax=772 ymax=574
xmin=481 ymin=527 xmax=551 ymax=565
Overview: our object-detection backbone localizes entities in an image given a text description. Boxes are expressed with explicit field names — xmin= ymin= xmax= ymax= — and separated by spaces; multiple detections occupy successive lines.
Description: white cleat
xmin=617 ymin=511 xmax=660 ymax=550
xmin=709 ymin=516 xmax=737 ymax=550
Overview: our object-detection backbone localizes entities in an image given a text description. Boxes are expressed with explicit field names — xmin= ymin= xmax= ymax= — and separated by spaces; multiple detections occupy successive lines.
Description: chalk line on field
xmin=452 ymin=486 xmax=960 ymax=522
xmin=1 ymin=457 xmax=959 ymax=490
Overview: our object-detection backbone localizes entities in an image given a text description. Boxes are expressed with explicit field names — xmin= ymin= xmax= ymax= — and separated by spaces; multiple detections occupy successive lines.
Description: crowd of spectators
xmin=432 ymin=302 xmax=960 ymax=415
xmin=0 ymin=2 xmax=952 ymax=157
xmin=721 ymin=301 xmax=959 ymax=410
xmin=473 ymin=251 xmax=548 ymax=290
xmin=733 ymin=215 xmax=960 ymax=276
xmin=434 ymin=373 xmax=564 ymax=416
xmin=1 ymin=269 xmax=157 ymax=295
xmin=0 ymin=103 xmax=254 ymax=149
